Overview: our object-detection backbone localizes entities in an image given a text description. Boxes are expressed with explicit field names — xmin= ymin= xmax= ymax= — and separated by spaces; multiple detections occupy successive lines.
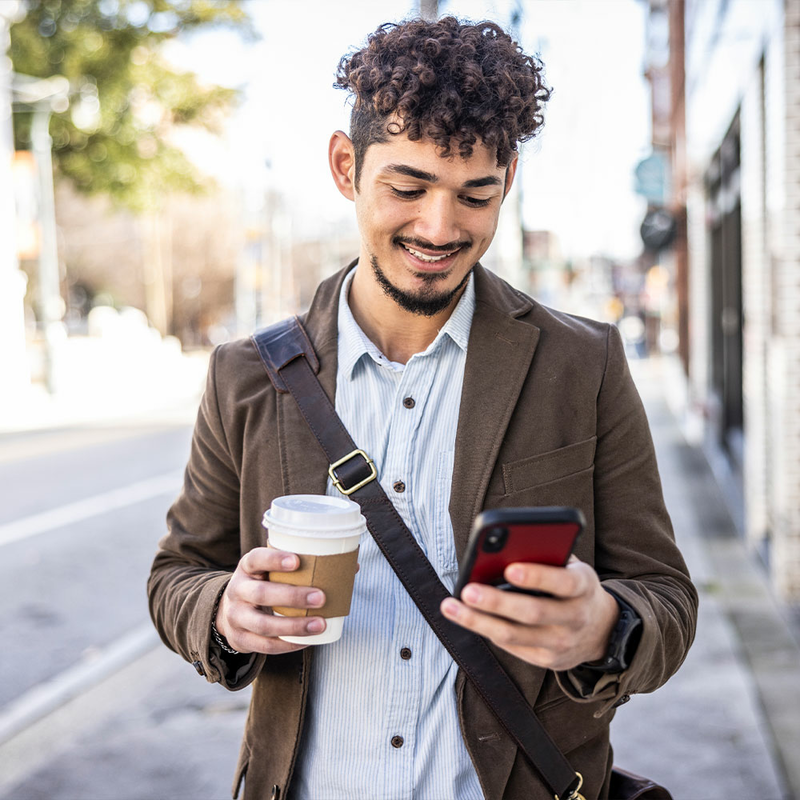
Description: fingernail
xmin=307 ymin=590 xmax=324 ymax=607
xmin=307 ymin=618 xmax=324 ymax=633
xmin=462 ymin=585 xmax=481 ymax=603
xmin=282 ymin=555 xmax=296 ymax=569
xmin=442 ymin=599 xmax=460 ymax=618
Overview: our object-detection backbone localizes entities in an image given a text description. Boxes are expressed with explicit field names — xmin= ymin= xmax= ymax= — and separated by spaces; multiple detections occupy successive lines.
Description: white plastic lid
xmin=262 ymin=494 xmax=366 ymax=536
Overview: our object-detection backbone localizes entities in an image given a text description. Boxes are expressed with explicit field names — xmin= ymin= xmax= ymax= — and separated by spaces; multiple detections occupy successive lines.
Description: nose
xmin=414 ymin=192 xmax=463 ymax=247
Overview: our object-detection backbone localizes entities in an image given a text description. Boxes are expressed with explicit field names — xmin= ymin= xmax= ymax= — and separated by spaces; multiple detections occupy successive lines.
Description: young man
xmin=148 ymin=17 xmax=697 ymax=800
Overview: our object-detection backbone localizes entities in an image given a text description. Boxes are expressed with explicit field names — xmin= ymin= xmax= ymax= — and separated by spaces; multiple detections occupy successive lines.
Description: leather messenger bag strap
xmin=251 ymin=317 xmax=585 ymax=800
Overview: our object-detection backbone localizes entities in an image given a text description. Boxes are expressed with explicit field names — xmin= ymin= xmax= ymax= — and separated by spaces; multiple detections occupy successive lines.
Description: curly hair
xmin=335 ymin=16 xmax=552 ymax=187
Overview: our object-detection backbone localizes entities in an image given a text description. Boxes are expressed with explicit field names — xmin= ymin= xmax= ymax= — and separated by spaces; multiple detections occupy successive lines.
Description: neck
xmin=347 ymin=263 xmax=465 ymax=364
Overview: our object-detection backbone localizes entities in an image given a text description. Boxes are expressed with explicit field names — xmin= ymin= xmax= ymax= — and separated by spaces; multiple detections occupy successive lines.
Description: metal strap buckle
xmin=328 ymin=449 xmax=377 ymax=496
xmin=554 ymin=773 xmax=585 ymax=800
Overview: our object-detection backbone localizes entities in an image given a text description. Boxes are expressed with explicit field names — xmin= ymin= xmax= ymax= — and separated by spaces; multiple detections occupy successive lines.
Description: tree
xmin=9 ymin=0 xmax=254 ymax=211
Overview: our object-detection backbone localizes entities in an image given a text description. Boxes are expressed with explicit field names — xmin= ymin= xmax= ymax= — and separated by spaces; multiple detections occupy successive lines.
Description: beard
xmin=370 ymin=254 xmax=474 ymax=317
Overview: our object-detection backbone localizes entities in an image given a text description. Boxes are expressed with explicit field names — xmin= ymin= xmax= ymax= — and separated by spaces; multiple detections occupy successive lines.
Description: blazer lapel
xmin=450 ymin=266 xmax=540 ymax=561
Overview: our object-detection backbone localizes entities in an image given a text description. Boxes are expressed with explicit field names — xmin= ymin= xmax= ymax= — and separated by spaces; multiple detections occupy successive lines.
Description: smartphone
xmin=453 ymin=507 xmax=585 ymax=599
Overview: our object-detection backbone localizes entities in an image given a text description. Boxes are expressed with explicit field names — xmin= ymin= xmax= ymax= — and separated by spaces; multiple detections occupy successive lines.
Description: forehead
xmin=362 ymin=133 xmax=503 ymax=182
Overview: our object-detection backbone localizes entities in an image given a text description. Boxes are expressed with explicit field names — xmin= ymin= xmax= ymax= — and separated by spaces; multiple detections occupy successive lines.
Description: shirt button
xmin=400 ymin=647 xmax=412 ymax=660
xmin=402 ymin=396 xmax=415 ymax=409
xmin=391 ymin=735 xmax=404 ymax=748
xmin=393 ymin=480 xmax=406 ymax=493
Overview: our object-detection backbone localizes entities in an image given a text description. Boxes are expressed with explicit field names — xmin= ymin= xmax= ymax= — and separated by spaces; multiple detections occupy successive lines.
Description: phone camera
xmin=483 ymin=527 xmax=508 ymax=553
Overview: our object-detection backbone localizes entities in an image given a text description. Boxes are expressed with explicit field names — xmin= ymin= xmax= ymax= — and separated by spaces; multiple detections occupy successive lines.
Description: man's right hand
xmin=215 ymin=546 xmax=327 ymax=655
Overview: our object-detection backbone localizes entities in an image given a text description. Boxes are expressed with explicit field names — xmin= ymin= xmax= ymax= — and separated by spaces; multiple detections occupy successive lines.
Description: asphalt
xmin=1 ymin=354 xmax=798 ymax=800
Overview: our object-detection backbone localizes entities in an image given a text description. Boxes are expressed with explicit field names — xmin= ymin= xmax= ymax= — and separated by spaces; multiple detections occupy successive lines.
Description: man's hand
xmin=440 ymin=556 xmax=619 ymax=672
xmin=215 ymin=546 xmax=328 ymax=655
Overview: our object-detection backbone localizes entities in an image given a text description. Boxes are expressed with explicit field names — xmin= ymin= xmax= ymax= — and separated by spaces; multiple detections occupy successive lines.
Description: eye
xmin=390 ymin=187 xmax=423 ymax=200
xmin=461 ymin=196 xmax=492 ymax=208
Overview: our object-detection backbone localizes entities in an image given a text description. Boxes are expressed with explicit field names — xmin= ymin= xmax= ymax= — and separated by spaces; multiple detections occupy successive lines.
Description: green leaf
xmin=9 ymin=0 xmax=254 ymax=211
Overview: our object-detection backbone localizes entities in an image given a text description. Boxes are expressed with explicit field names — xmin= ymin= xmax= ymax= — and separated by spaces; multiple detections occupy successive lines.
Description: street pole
xmin=0 ymin=2 xmax=31 ymax=406
xmin=419 ymin=0 xmax=437 ymax=21
xmin=31 ymin=106 xmax=64 ymax=393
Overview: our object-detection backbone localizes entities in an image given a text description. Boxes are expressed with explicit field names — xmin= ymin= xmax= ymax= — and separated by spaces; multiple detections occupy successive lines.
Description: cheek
xmin=469 ymin=217 xmax=499 ymax=251
xmin=356 ymin=198 xmax=401 ymax=239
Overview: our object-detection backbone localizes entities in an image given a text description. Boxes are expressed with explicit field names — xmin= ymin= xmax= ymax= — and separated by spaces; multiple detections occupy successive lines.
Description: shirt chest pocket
xmin=434 ymin=450 xmax=459 ymax=582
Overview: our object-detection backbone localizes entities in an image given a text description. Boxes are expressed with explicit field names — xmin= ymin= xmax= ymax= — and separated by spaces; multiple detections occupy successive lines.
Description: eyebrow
xmin=384 ymin=164 xmax=503 ymax=189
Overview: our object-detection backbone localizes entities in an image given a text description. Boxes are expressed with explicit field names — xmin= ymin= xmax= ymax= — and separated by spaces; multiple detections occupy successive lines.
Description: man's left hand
xmin=440 ymin=557 xmax=619 ymax=672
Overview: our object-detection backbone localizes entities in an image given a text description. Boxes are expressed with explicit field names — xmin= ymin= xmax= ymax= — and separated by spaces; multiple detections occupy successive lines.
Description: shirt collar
xmin=337 ymin=266 xmax=476 ymax=380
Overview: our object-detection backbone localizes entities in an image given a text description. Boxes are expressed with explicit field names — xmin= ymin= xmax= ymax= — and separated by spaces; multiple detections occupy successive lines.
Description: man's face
xmin=351 ymin=133 xmax=515 ymax=316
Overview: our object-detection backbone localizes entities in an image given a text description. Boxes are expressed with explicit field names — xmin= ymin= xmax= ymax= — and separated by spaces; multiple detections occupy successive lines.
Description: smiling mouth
xmin=398 ymin=242 xmax=462 ymax=264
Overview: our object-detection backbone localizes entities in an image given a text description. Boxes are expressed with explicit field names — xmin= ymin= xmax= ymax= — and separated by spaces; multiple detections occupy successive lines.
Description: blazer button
xmin=400 ymin=647 xmax=412 ymax=660
xmin=391 ymin=735 xmax=404 ymax=748
xmin=393 ymin=480 xmax=406 ymax=493
xmin=192 ymin=660 xmax=205 ymax=677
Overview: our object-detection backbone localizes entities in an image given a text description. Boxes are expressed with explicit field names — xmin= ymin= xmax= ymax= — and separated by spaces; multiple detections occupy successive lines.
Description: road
xmin=0 ymin=420 xmax=248 ymax=799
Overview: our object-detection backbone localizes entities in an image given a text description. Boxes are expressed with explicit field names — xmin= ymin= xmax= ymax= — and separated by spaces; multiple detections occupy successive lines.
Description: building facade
xmin=667 ymin=0 xmax=800 ymax=599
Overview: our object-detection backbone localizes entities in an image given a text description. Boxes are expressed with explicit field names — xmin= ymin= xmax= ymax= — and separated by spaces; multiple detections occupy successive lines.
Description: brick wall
xmin=775 ymin=0 xmax=800 ymax=598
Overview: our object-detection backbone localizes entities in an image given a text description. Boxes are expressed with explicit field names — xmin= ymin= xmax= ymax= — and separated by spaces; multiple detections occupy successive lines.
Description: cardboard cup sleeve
xmin=268 ymin=545 xmax=360 ymax=618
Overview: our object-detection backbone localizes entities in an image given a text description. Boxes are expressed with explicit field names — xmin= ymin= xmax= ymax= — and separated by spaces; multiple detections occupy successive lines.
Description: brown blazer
xmin=148 ymin=263 xmax=697 ymax=800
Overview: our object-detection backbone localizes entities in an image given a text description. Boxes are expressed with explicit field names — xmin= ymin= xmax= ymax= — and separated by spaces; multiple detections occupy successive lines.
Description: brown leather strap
xmin=251 ymin=319 xmax=583 ymax=800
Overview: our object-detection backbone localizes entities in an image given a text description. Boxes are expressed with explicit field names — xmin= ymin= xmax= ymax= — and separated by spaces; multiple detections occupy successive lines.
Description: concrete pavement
xmin=613 ymin=357 xmax=799 ymax=800
xmin=1 ymin=355 xmax=798 ymax=799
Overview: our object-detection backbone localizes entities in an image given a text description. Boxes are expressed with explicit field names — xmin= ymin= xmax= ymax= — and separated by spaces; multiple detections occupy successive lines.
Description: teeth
xmin=402 ymin=244 xmax=457 ymax=263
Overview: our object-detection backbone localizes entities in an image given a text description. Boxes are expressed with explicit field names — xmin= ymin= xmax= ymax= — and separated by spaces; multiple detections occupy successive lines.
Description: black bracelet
xmin=211 ymin=585 xmax=241 ymax=655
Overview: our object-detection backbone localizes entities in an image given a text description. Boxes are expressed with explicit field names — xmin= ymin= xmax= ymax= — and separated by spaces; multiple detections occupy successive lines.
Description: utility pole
xmin=419 ymin=0 xmax=438 ymax=21
xmin=0 ymin=2 xmax=31 ymax=405
xmin=12 ymin=71 xmax=70 ymax=394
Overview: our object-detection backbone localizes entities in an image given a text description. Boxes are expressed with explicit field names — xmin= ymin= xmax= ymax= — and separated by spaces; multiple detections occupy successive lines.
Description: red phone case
xmin=454 ymin=507 xmax=585 ymax=598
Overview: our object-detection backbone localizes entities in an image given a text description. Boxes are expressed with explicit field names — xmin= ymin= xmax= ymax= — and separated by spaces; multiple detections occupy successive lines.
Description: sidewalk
xmin=614 ymin=356 xmax=800 ymax=800
xmin=0 ymin=337 xmax=209 ymax=435
xmin=1 ymin=356 xmax=799 ymax=800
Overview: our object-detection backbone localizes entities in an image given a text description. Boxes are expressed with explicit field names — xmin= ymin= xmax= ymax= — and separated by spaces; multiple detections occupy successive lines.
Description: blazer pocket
xmin=503 ymin=436 xmax=597 ymax=495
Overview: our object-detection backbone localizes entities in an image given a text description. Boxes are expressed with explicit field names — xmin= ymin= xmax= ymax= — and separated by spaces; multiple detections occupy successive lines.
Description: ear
xmin=502 ymin=155 xmax=519 ymax=201
xmin=329 ymin=131 xmax=357 ymax=201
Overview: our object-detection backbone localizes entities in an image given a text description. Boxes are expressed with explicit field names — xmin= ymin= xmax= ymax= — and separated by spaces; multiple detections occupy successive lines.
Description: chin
xmin=371 ymin=254 xmax=473 ymax=317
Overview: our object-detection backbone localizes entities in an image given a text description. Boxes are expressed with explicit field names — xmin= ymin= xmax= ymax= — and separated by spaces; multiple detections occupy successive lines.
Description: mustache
xmin=393 ymin=236 xmax=471 ymax=253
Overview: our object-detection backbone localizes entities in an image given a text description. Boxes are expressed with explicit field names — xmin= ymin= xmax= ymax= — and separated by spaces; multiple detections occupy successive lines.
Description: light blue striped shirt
xmin=290 ymin=267 xmax=484 ymax=800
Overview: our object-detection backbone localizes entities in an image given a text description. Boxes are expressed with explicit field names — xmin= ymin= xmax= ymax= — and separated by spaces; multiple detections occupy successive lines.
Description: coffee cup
xmin=262 ymin=494 xmax=365 ymax=644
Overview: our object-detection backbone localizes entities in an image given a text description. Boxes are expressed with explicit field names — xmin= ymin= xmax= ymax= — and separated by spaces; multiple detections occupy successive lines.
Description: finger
xmin=229 ymin=628 xmax=311 ymax=656
xmin=503 ymin=560 xmax=591 ymax=599
xmin=441 ymin=597 xmax=534 ymax=648
xmin=238 ymin=579 xmax=326 ymax=611
xmin=459 ymin=583 xmax=574 ymax=627
xmin=234 ymin=604 xmax=327 ymax=639
xmin=241 ymin=546 xmax=298 ymax=576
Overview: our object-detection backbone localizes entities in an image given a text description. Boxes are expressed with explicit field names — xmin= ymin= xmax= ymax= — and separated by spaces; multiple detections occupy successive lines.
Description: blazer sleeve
xmin=555 ymin=324 xmax=698 ymax=715
xmin=147 ymin=345 xmax=266 ymax=690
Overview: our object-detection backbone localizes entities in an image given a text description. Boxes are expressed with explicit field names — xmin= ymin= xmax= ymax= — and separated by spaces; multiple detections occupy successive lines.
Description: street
xmin=0 ymin=419 xmax=248 ymax=799
xmin=0 ymin=362 xmax=795 ymax=800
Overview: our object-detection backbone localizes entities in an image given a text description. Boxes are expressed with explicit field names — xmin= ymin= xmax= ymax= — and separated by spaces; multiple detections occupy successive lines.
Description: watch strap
xmin=582 ymin=588 xmax=642 ymax=674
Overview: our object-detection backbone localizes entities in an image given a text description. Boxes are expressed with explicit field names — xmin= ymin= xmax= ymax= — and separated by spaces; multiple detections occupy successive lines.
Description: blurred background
xmin=1 ymin=0 xmax=799 ymax=798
